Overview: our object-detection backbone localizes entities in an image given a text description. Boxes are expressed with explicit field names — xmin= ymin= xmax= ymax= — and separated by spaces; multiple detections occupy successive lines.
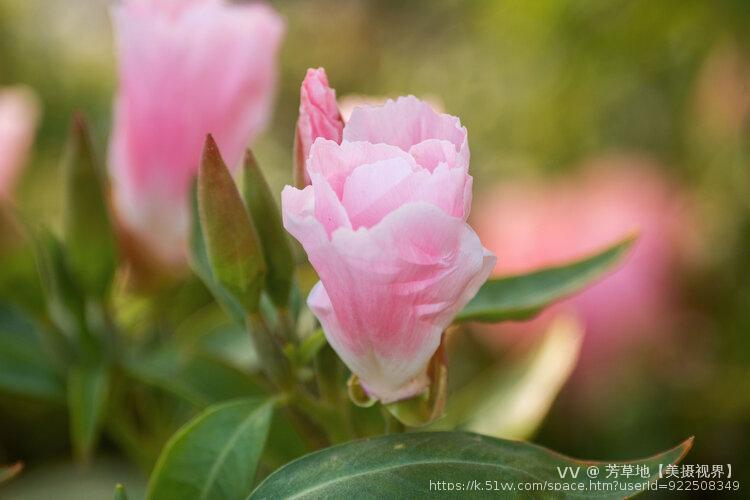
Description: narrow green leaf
xmin=251 ymin=432 xmax=693 ymax=499
xmin=456 ymin=236 xmax=634 ymax=323
xmin=62 ymin=114 xmax=117 ymax=298
xmin=0 ymin=462 xmax=23 ymax=484
xmin=198 ymin=136 xmax=266 ymax=313
xmin=189 ymin=184 xmax=247 ymax=327
xmin=147 ymin=398 xmax=273 ymax=500
xmin=68 ymin=362 xmax=109 ymax=461
xmin=0 ymin=302 xmax=65 ymax=402
xmin=30 ymin=228 xmax=85 ymax=341
xmin=242 ymin=150 xmax=294 ymax=307
xmin=114 ymin=483 xmax=128 ymax=500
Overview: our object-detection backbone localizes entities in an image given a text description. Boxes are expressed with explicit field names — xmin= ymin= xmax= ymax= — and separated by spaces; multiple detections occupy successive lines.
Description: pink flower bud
xmin=283 ymin=94 xmax=495 ymax=403
xmin=294 ymin=68 xmax=344 ymax=187
xmin=0 ymin=87 xmax=39 ymax=200
xmin=109 ymin=0 xmax=284 ymax=265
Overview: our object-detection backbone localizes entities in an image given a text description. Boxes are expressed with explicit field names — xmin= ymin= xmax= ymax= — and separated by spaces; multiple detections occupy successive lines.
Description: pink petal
xmin=306 ymin=139 xmax=415 ymax=197
xmin=408 ymin=138 xmax=463 ymax=172
xmin=301 ymin=202 xmax=495 ymax=403
xmin=343 ymin=96 xmax=467 ymax=156
xmin=341 ymin=157 xmax=423 ymax=229
xmin=295 ymin=68 xmax=344 ymax=187
xmin=109 ymin=0 xmax=284 ymax=264
xmin=0 ymin=87 xmax=39 ymax=200
xmin=311 ymin=172 xmax=351 ymax=237
xmin=413 ymin=163 xmax=472 ymax=220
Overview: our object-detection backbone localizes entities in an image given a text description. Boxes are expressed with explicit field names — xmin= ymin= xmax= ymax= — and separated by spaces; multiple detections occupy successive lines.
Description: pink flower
xmin=0 ymin=87 xmax=39 ymax=200
xmin=294 ymin=68 xmax=344 ymax=187
xmin=283 ymin=95 xmax=495 ymax=403
xmin=472 ymin=158 xmax=694 ymax=362
xmin=109 ymin=0 xmax=284 ymax=265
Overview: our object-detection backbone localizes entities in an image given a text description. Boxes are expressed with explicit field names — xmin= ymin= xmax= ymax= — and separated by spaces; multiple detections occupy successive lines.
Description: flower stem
xmin=246 ymin=312 xmax=294 ymax=390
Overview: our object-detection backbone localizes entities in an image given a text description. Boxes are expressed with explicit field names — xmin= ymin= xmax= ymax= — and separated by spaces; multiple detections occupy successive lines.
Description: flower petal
xmin=304 ymin=202 xmax=495 ymax=403
xmin=306 ymin=139 xmax=415 ymax=197
xmin=109 ymin=0 xmax=284 ymax=264
xmin=343 ymin=96 xmax=467 ymax=155
xmin=341 ymin=157 xmax=423 ymax=229
xmin=408 ymin=138 xmax=463 ymax=172
xmin=311 ymin=172 xmax=351 ymax=237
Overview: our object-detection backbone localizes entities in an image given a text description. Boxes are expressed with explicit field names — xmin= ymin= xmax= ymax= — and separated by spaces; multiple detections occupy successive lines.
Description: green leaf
xmin=123 ymin=347 xmax=265 ymax=408
xmin=250 ymin=432 xmax=693 ymax=499
xmin=31 ymin=228 xmax=85 ymax=341
xmin=62 ymin=114 xmax=117 ymax=298
xmin=198 ymin=136 xmax=266 ymax=313
xmin=147 ymin=398 xmax=273 ymax=500
xmin=0 ymin=302 xmax=66 ymax=402
xmin=456 ymin=237 xmax=634 ymax=323
xmin=68 ymin=362 xmax=109 ymax=461
xmin=189 ymin=185 xmax=247 ymax=327
xmin=0 ymin=462 xmax=23 ymax=484
xmin=242 ymin=150 xmax=295 ymax=308
xmin=114 ymin=483 xmax=128 ymax=500
xmin=190 ymin=321 xmax=259 ymax=373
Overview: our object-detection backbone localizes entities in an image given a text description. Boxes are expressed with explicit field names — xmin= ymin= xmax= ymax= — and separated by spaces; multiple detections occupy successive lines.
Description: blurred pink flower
xmin=473 ymin=157 xmax=694 ymax=361
xmin=0 ymin=87 xmax=39 ymax=200
xmin=109 ymin=0 xmax=284 ymax=265
xmin=283 ymin=95 xmax=494 ymax=403
xmin=294 ymin=68 xmax=344 ymax=187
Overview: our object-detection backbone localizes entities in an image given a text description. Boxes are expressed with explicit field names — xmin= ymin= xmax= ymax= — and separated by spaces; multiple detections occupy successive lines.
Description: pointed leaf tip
xmin=456 ymin=236 xmax=635 ymax=323
xmin=244 ymin=148 xmax=260 ymax=171
xmin=201 ymin=134 xmax=220 ymax=163
xmin=250 ymin=433 xmax=694 ymax=498
xmin=62 ymin=113 xmax=117 ymax=298
xmin=198 ymin=138 xmax=266 ymax=313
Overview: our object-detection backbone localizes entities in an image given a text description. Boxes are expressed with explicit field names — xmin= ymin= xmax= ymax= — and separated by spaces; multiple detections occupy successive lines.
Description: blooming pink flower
xmin=109 ymin=0 xmax=284 ymax=264
xmin=472 ymin=158 xmax=694 ymax=362
xmin=0 ymin=87 xmax=39 ymax=200
xmin=283 ymin=95 xmax=495 ymax=403
xmin=294 ymin=68 xmax=344 ymax=187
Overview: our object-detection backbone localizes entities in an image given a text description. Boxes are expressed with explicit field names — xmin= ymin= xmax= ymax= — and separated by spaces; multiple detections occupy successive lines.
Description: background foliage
xmin=1 ymin=0 xmax=749 ymax=496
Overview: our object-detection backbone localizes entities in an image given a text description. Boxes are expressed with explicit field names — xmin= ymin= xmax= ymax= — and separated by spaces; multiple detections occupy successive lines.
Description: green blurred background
xmin=1 ymin=0 xmax=749 ymax=496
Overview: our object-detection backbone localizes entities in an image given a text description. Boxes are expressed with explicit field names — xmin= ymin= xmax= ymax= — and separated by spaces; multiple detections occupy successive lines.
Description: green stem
xmin=246 ymin=312 xmax=294 ymax=390
xmin=293 ymin=388 xmax=351 ymax=444
xmin=277 ymin=307 xmax=297 ymax=344
xmin=314 ymin=347 xmax=355 ymax=439
xmin=283 ymin=406 xmax=330 ymax=450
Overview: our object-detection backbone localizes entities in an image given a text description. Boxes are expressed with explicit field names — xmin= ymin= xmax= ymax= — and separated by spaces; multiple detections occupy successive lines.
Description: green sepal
xmin=62 ymin=114 xmax=117 ymax=298
xmin=198 ymin=136 xmax=266 ymax=313
xmin=241 ymin=150 xmax=294 ymax=308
